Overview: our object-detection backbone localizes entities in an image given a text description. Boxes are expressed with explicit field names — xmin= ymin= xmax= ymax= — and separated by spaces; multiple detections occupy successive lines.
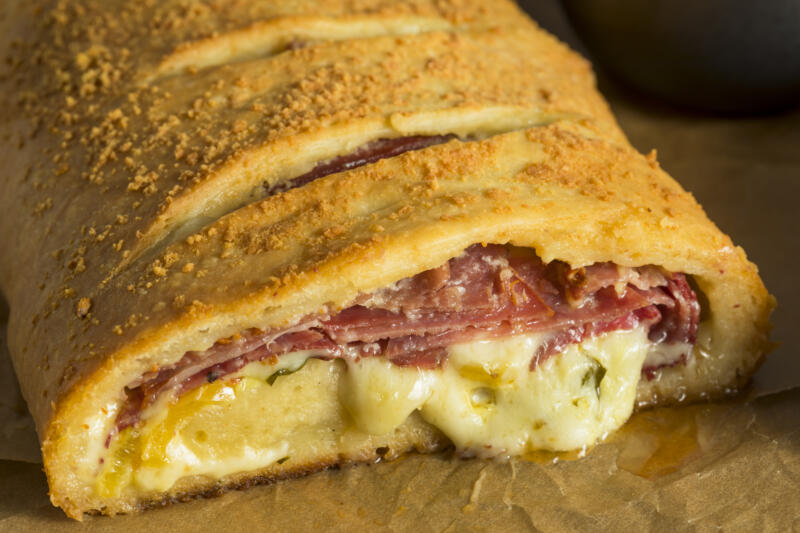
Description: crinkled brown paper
xmin=1 ymin=20 xmax=799 ymax=533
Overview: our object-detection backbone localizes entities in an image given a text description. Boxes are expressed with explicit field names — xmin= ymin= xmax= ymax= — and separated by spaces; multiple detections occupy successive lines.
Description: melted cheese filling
xmin=96 ymin=327 xmax=650 ymax=497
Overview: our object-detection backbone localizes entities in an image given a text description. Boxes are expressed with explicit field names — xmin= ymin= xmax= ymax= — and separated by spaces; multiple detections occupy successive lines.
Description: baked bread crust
xmin=0 ymin=0 xmax=773 ymax=518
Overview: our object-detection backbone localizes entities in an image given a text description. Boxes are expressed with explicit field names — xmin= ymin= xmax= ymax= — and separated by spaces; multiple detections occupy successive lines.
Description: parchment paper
xmin=1 ymin=2 xmax=799 ymax=531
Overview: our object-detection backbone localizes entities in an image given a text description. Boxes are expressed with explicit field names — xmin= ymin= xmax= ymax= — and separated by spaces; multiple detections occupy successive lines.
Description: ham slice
xmin=115 ymin=244 xmax=700 ymax=432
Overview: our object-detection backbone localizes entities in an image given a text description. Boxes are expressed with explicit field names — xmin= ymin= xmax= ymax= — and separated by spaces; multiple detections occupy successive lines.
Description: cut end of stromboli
xmin=0 ymin=0 xmax=773 ymax=520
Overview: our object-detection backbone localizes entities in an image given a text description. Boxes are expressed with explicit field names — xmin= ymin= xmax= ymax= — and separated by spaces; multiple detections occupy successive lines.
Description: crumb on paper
xmin=76 ymin=297 xmax=91 ymax=318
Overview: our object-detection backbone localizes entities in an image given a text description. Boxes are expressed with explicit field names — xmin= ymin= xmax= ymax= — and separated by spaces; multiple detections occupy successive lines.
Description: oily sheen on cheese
xmin=97 ymin=327 xmax=651 ymax=497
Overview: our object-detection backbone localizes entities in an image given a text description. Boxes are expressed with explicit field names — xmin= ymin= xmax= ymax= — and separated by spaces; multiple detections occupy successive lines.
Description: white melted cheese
xmin=342 ymin=327 xmax=650 ymax=455
xmin=97 ymin=328 xmax=650 ymax=496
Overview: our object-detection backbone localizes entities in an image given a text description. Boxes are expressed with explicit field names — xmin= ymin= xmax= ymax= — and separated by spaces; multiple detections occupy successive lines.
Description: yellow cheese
xmin=96 ymin=327 xmax=650 ymax=496
xmin=96 ymin=353 xmax=344 ymax=498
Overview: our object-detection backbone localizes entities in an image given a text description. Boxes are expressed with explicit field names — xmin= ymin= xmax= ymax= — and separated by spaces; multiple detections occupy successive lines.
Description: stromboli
xmin=0 ymin=0 xmax=773 ymax=518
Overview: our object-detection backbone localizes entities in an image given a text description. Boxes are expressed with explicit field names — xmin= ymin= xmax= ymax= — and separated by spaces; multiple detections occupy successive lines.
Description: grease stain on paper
xmin=512 ymin=404 xmax=703 ymax=479
xmin=612 ymin=405 xmax=702 ymax=478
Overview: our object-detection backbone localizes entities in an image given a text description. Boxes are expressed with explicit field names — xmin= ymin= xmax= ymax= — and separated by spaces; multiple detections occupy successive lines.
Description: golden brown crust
xmin=0 ymin=0 xmax=773 ymax=519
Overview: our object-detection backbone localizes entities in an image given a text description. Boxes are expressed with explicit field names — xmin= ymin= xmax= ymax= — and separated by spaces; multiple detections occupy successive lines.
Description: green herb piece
xmin=266 ymin=359 xmax=308 ymax=386
xmin=276 ymin=456 xmax=290 ymax=464
xmin=581 ymin=359 xmax=607 ymax=398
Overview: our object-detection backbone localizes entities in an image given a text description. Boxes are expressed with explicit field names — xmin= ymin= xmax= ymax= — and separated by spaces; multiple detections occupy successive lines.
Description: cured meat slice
xmin=116 ymin=244 xmax=699 ymax=431
xmin=265 ymin=135 xmax=456 ymax=196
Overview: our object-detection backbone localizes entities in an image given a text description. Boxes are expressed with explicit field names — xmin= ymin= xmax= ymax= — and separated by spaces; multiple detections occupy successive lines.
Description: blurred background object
xmin=522 ymin=0 xmax=800 ymax=113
